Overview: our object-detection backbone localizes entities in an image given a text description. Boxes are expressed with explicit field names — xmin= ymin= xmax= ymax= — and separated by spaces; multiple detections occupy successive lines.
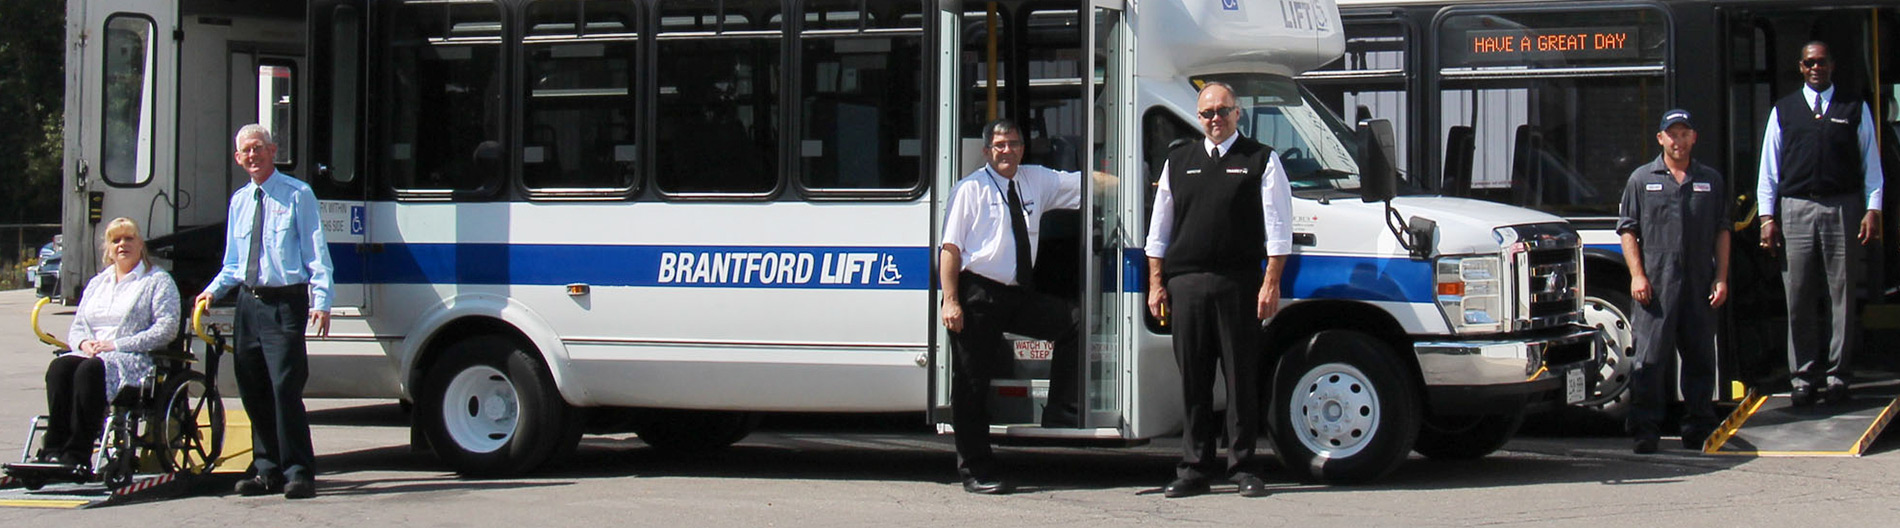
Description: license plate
xmin=1565 ymin=367 xmax=1586 ymax=404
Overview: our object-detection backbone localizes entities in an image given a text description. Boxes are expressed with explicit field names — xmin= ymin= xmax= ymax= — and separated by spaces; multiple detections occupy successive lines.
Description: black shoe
xmin=1790 ymin=386 xmax=1817 ymax=407
xmin=962 ymin=476 xmax=1010 ymax=495
xmin=235 ymin=476 xmax=283 ymax=496
xmin=284 ymin=479 xmax=316 ymax=499
xmin=1234 ymin=475 xmax=1271 ymax=498
xmin=1164 ymin=477 xmax=1210 ymax=498
xmin=1633 ymin=435 xmax=1659 ymax=454
xmin=1823 ymin=382 xmax=1851 ymax=405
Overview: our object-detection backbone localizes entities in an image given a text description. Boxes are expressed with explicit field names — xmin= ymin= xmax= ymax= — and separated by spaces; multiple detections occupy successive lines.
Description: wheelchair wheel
xmin=161 ymin=372 xmax=224 ymax=475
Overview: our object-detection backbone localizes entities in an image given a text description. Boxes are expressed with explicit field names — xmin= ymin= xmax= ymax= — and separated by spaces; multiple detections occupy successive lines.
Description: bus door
xmin=1719 ymin=5 xmax=1900 ymax=385
xmin=305 ymin=0 xmax=369 ymax=315
xmin=926 ymin=1 xmax=1133 ymax=437
xmin=1081 ymin=0 xmax=1135 ymax=433
xmin=66 ymin=0 xmax=178 ymax=299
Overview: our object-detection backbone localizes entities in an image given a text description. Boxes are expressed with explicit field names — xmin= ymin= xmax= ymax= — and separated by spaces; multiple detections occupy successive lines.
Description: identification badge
xmin=1693 ymin=182 xmax=1712 ymax=193
xmin=1226 ymin=167 xmax=1249 ymax=174
xmin=1830 ymin=117 xmax=1850 ymax=124
xmin=1185 ymin=169 xmax=1203 ymax=175
xmin=1644 ymin=183 xmax=1664 ymax=192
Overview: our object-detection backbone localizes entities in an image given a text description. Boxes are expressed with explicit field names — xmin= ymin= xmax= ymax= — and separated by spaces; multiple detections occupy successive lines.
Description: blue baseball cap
xmin=1658 ymin=109 xmax=1693 ymax=132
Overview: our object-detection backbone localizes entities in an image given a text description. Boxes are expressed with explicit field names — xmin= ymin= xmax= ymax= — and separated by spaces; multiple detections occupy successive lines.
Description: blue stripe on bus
xmin=334 ymin=242 xmax=1432 ymax=301
xmin=331 ymin=243 xmax=932 ymax=290
xmin=1585 ymin=243 xmax=1623 ymax=255
xmin=1121 ymin=248 xmax=1434 ymax=304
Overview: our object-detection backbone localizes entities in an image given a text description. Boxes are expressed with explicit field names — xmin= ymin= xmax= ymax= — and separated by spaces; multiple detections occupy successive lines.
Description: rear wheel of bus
xmin=1270 ymin=329 xmax=1420 ymax=484
xmin=419 ymin=335 xmax=582 ymax=476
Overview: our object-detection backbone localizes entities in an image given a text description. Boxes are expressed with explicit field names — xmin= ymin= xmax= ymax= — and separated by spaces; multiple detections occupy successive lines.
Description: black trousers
xmin=950 ymin=272 xmax=1079 ymax=479
xmin=1167 ymin=271 xmax=1262 ymax=480
xmin=234 ymin=285 xmax=316 ymax=483
xmin=42 ymin=355 xmax=107 ymax=459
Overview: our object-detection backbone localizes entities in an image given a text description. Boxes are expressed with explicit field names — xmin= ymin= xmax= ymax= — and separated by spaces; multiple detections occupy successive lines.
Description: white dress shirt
xmin=68 ymin=262 xmax=181 ymax=398
xmin=1144 ymin=133 xmax=1295 ymax=258
xmin=941 ymin=164 xmax=1084 ymax=285
xmin=1755 ymin=84 xmax=1886 ymax=216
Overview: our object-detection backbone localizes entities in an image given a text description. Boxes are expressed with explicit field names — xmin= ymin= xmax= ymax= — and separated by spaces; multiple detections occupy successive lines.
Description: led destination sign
xmin=1461 ymin=26 xmax=1639 ymax=65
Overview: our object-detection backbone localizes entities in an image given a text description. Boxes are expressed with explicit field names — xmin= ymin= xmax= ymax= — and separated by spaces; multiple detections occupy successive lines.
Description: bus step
xmin=1705 ymin=377 xmax=1900 ymax=456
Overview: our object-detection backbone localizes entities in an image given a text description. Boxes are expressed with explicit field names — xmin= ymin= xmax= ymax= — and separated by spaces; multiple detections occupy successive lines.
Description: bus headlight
xmin=1436 ymin=255 xmax=1505 ymax=334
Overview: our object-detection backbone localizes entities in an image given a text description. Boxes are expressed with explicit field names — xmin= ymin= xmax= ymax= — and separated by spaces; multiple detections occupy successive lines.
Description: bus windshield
xmin=1194 ymin=73 xmax=1378 ymax=197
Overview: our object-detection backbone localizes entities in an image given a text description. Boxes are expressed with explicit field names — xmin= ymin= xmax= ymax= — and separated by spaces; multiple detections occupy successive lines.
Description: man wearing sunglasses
xmin=1144 ymin=81 xmax=1292 ymax=498
xmin=1756 ymin=41 xmax=1886 ymax=407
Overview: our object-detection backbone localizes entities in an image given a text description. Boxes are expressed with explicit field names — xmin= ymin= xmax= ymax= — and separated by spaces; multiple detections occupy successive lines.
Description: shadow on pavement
xmin=300 ymin=403 xmax=1777 ymax=495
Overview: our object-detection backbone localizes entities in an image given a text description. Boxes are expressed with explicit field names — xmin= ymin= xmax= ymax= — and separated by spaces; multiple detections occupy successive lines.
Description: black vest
xmin=1775 ymin=88 xmax=1866 ymax=198
xmin=1161 ymin=136 xmax=1273 ymax=278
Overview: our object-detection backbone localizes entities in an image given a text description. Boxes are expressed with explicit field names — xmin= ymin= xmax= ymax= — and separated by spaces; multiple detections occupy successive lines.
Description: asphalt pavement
xmin=0 ymin=288 xmax=1898 ymax=526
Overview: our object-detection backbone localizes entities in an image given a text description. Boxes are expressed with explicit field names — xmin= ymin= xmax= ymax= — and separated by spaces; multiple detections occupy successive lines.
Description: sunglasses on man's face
xmin=1802 ymin=58 xmax=1831 ymax=68
xmin=1198 ymin=106 xmax=1235 ymax=119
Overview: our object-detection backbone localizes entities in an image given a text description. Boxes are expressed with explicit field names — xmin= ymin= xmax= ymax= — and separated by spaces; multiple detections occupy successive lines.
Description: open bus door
xmin=305 ymin=0 xmax=369 ymax=316
xmin=63 ymin=0 xmax=179 ymax=301
xmin=928 ymin=1 xmax=1134 ymax=440
xmin=1080 ymin=0 xmax=1137 ymax=435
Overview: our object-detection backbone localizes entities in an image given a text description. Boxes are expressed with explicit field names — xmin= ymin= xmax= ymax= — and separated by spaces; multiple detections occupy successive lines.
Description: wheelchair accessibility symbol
xmin=1221 ymin=0 xmax=1239 ymax=10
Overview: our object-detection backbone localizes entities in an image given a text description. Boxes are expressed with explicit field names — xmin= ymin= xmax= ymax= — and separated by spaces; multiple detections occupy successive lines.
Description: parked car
xmin=29 ymin=235 xmax=60 ymax=299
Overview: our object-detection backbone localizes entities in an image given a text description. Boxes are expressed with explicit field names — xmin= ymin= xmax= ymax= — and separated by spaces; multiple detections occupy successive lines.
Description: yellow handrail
xmin=31 ymin=297 xmax=68 ymax=350
xmin=192 ymin=297 xmax=217 ymax=348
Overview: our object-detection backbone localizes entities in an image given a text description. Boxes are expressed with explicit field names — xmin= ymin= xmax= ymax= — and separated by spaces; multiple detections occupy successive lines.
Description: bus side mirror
xmin=1358 ymin=118 xmax=1398 ymax=203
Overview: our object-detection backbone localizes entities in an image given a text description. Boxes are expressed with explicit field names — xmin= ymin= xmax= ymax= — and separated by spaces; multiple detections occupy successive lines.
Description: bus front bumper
xmin=1413 ymin=325 xmax=1601 ymax=414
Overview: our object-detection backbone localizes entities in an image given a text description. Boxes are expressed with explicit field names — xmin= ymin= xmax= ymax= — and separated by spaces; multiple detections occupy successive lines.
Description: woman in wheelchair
xmin=39 ymin=218 xmax=180 ymax=469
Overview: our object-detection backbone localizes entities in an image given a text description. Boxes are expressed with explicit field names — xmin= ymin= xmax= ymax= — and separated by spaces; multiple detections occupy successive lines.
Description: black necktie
xmin=1005 ymin=179 xmax=1033 ymax=287
xmin=245 ymin=187 xmax=265 ymax=286
xmin=1814 ymin=92 xmax=1825 ymax=118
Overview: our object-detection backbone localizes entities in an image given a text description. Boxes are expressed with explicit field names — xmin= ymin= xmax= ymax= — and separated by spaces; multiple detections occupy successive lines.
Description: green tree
xmin=0 ymin=0 xmax=65 ymax=225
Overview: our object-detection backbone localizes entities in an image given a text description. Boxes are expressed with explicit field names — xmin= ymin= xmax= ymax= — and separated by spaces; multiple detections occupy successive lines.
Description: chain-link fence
xmin=2 ymin=224 xmax=62 ymax=292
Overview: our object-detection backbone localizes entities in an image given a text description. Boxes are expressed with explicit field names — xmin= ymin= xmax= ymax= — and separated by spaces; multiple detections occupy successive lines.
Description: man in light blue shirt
xmin=195 ymin=124 xmax=332 ymax=499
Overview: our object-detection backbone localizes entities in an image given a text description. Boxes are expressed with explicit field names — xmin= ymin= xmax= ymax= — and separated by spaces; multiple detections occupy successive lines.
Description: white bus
xmin=61 ymin=0 xmax=1597 ymax=483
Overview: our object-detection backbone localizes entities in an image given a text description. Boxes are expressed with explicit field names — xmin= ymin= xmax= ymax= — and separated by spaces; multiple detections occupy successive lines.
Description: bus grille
xmin=1520 ymin=247 xmax=1581 ymax=330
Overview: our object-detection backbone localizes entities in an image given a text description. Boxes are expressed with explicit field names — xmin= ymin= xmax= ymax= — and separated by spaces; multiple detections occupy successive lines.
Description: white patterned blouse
xmin=66 ymin=262 xmax=181 ymax=398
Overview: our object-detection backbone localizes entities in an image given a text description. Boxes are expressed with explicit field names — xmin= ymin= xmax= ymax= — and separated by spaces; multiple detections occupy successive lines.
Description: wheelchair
xmin=4 ymin=297 xmax=227 ymax=491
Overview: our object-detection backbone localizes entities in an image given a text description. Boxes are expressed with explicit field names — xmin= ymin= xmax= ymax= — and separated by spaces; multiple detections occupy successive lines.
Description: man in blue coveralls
xmin=1617 ymin=109 xmax=1730 ymax=454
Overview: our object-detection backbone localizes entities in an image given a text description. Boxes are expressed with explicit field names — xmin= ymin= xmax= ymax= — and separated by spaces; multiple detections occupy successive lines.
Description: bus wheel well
xmin=1264 ymin=301 xmax=1419 ymax=394
xmin=411 ymin=316 xmax=541 ymax=391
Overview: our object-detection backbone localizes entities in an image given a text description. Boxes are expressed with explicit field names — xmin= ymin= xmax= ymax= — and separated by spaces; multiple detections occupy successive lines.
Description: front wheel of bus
xmin=1270 ymin=330 xmax=1420 ymax=485
xmin=419 ymin=336 xmax=580 ymax=476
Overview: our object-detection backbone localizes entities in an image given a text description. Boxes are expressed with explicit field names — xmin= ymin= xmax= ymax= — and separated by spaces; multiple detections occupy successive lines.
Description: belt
xmin=243 ymin=284 xmax=308 ymax=302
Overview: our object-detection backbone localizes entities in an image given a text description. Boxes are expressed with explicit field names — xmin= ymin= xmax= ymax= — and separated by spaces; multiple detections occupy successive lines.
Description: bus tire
xmin=418 ymin=335 xmax=579 ymax=476
xmin=1270 ymin=329 xmax=1419 ymax=485
xmin=1582 ymin=285 xmax=1637 ymax=419
xmin=633 ymin=410 xmax=758 ymax=452
xmin=1413 ymin=412 xmax=1523 ymax=460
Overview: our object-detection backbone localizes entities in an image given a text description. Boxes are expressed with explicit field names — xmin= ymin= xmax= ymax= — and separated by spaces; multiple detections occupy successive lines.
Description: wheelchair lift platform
xmin=0 ymin=408 xmax=252 ymax=509
xmin=1705 ymin=377 xmax=1900 ymax=456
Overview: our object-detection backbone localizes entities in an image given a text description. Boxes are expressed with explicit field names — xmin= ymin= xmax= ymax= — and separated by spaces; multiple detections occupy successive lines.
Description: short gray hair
xmin=235 ymin=124 xmax=274 ymax=149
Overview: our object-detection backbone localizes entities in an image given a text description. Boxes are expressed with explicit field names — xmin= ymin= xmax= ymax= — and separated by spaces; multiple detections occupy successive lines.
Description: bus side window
xmin=377 ymin=1 xmax=506 ymax=197
xmin=521 ymin=0 xmax=640 ymax=194
xmin=654 ymin=0 xmax=783 ymax=197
